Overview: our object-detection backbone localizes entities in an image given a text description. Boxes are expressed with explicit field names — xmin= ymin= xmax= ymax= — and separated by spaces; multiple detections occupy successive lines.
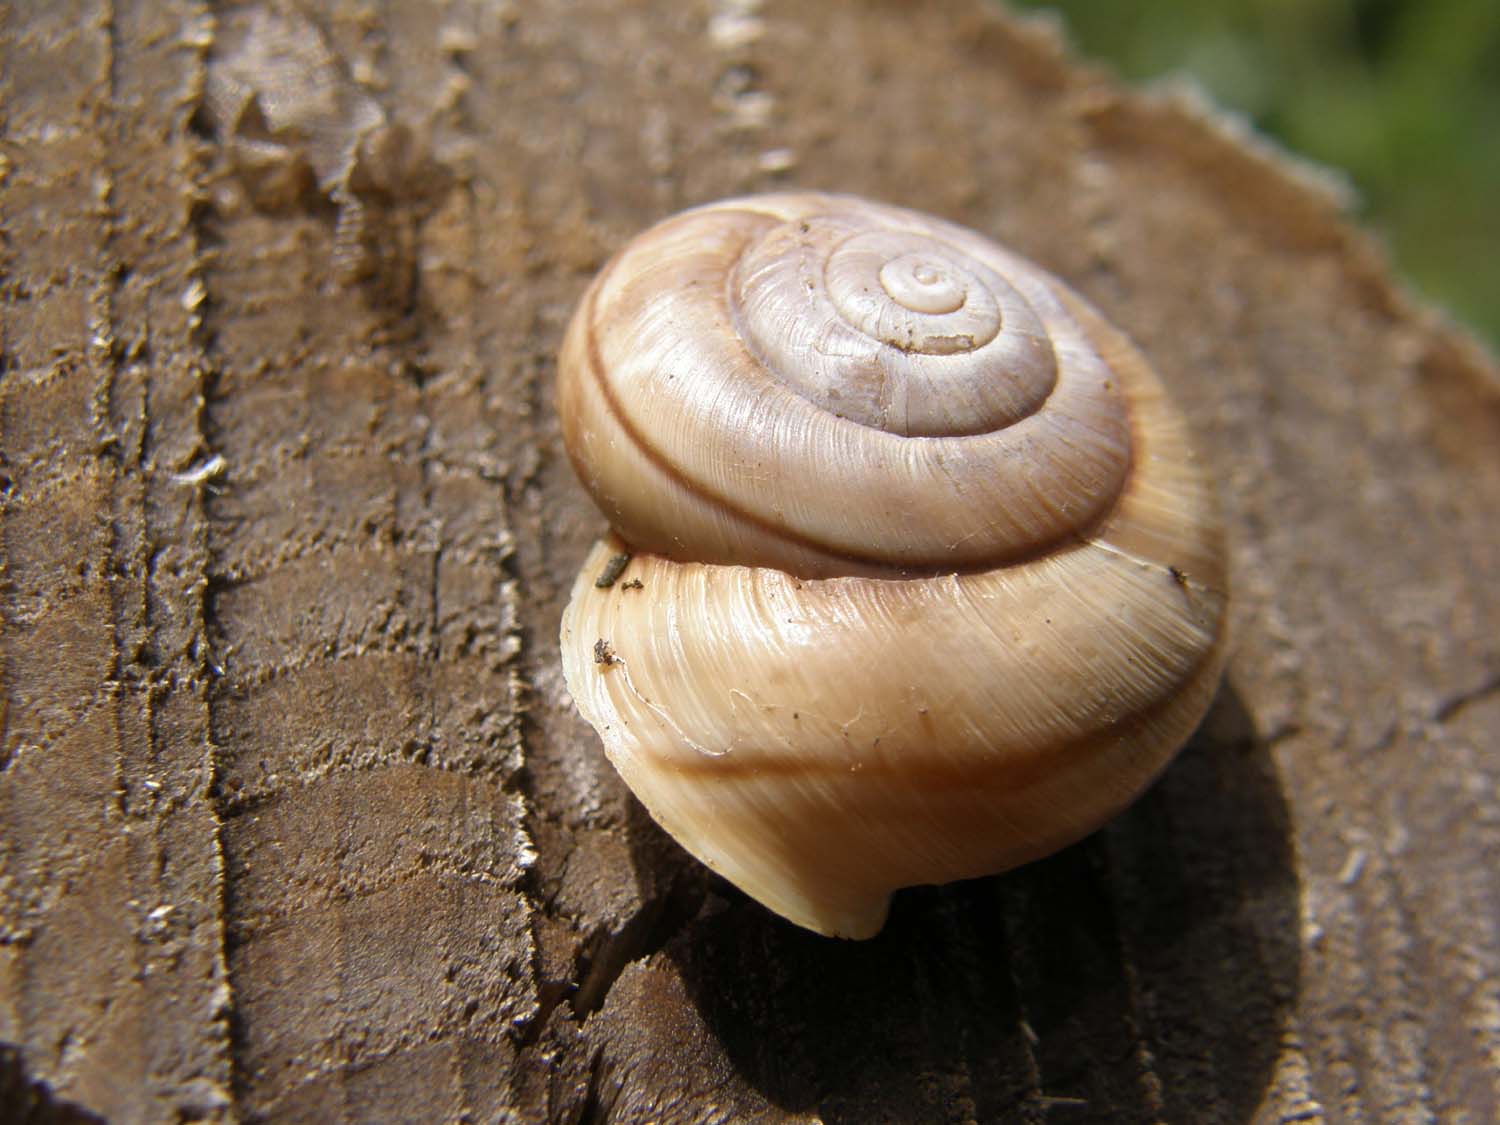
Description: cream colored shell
xmin=557 ymin=193 xmax=1228 ymax=939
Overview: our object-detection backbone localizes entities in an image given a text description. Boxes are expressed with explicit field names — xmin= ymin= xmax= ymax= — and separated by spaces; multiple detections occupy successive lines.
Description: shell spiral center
xmin=827 ymin=235 xmax=1000 ymax=353
xmin=731 ymin=215 xmax=1059 ymax=437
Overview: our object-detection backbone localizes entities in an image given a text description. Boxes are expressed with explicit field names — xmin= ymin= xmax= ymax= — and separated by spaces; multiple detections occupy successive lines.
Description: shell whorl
xmin=558 ymin=194 xmax=1133 ymax=577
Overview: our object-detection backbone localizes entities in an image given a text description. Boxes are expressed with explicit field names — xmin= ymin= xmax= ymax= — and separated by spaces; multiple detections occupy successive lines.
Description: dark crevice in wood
xmin=171 ymin=56 xmax=241 ymax=1125
xmin=571 ymin=871 xmax=705 ymax=1021
xmin=996 ymin=882 xmax=1050 ymax=1124
xmin=0 ymin=1046 xmax=106 ymax=1125
xmin=1432 ymin=670 xmax=1500 ymax=724
xmin=577 ymin=1046 xmax=622 ymax=1125
xmin=190 ymin=44 xmax=257 ymax=1125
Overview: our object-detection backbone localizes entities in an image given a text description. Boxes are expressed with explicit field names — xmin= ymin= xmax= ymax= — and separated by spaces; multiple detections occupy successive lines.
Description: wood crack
xmin=1432 ymin=670 xmax=1500 ymax=724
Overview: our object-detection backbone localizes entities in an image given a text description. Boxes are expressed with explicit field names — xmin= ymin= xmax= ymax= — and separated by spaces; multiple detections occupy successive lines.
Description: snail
xmin=556 ymin=193 xmax=1229 ymax=939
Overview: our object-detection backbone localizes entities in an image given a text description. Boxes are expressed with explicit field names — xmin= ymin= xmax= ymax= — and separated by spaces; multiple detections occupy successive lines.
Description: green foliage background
xmin=1010 ymin=0 xmax=1499 ymax=349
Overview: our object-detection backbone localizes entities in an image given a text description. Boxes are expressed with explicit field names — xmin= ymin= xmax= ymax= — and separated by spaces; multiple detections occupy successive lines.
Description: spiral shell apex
xmin=558 ymin=193 xmax=1229 ymax=939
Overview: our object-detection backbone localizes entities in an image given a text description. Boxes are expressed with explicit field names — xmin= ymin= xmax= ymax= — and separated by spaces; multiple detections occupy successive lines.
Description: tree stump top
xmin=1 ymin=2 xmax=1496 ymax=1121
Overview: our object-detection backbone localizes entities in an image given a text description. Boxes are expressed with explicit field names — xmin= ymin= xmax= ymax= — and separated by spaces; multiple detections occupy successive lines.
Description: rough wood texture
xmin=2 ymin=1 xmax=1496 ymax=1121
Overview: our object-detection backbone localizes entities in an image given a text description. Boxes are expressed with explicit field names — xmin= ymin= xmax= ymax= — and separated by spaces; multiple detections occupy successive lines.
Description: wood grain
xmin=2 ymin=1 xmax=1496 ymax=1121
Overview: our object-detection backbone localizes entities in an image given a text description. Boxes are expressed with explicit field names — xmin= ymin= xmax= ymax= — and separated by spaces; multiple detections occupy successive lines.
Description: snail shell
xmin=557 ymin=193 xmax=1228 ymax=939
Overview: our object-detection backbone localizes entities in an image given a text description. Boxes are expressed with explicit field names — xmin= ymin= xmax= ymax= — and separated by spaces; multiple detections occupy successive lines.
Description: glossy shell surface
xmin=558 ymin=193 xmax=1229 ymax=938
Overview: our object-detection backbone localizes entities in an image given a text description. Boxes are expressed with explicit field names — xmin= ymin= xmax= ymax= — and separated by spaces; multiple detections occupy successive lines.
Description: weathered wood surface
xmin=2 ymin=1 xmax=1497 ymax=1121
